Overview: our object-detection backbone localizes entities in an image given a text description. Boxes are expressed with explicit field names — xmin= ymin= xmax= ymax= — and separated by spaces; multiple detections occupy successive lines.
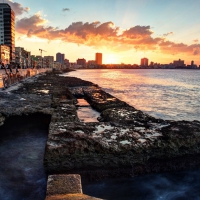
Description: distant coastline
xmin=75 ymin=67 xmax=200 ymax=70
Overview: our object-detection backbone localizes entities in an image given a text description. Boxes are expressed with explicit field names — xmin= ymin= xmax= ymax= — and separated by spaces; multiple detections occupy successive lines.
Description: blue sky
xmin=7 ymin=0 xmax=200 ymax=64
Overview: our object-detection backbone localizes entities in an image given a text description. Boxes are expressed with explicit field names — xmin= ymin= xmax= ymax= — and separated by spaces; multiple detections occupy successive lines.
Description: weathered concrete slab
xmin=46 ymin=193 xmax=102 ymax=200
xmin=46 ymin=174 xmax=102 ymax=200
xmin=46 ymin=174 xmax=82 ymax=195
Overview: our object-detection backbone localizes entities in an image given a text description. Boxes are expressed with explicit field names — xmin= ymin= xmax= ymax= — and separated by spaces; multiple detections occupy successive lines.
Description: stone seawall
xmin=0 ymin=69 xmax=200 ymax=199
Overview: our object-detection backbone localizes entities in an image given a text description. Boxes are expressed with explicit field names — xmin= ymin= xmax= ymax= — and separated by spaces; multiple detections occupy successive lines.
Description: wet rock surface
xmin=0 ymin=69 xmax=200 ymax=181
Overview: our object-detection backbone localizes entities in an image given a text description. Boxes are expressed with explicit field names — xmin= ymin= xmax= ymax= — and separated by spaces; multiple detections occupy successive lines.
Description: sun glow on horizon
xmin=104 ymin=54 xmax=120 ymax=64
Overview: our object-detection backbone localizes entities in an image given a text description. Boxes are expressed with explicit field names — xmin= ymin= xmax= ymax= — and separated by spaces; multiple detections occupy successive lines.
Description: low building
xmin=173 ymin=59 xmax=185 ymax=67
xmin=88 ymin=60 xmax=96 ymax=66
xmin=30 ymin=55 xmax=40 ymax=68
xmin=15 ymin=47 xmax=31 ymax=68
xmin=74 ymin=64 xmax=83 ymax=69
xmin=0 ymin=45 xmax=10 ymax=66
xmin=77 ymin=58 xmax=86 ymax=68
xmin=44 ymin=56 xmax=54 ymax=68
xmin=53 ymin=61 xmax=62 ymax=69
xmin=64 ymin=59 xmax=69 ymax=64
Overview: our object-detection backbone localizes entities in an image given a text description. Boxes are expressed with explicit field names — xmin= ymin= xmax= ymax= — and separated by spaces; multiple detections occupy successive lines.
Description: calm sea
xmin=66 ymin=69 xmax=200 ymax=121
xmin=66 ymin=69 xmax=200 ymax=200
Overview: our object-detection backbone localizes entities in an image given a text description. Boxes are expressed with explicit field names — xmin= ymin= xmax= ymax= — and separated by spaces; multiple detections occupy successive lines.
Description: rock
xmin=82 ymin=86 xmax=130 ymax=112
xmin=98 ymin=107 xmax=162 ymax=125
xmin=0 ymin=113 xmax=5 ymax=126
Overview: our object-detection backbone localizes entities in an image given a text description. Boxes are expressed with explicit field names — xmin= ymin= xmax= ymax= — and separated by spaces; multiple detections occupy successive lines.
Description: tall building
xmin=56 ymin=52 xmax=65 ymax=64
xmin=95 ymin=53 xmax=102 ymax=65
xmin=0 ymin=3 xmax=15 ymax=63
xmin=141 ymin=57 xmax=148 ymax=66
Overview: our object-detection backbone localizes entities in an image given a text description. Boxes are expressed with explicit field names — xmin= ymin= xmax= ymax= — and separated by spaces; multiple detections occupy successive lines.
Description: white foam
xmin=120 ymin=140 xmax=131 ymax=145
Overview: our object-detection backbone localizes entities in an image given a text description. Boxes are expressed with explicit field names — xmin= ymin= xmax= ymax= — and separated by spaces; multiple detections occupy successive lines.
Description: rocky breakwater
xmin=0 ymin=70 xmax=104 ymax=199
xmin=1 ymin=70 xmax=200 ymax=197
xmin=1 ymin=70 xmax=200 ymax=179
xmin=0 ymin=70 xmax=94 ymax=122
xmin=44 ymin=79 xmax=200 ymax=179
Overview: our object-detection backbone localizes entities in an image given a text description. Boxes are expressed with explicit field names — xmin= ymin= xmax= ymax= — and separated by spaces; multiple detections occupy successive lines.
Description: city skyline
xmin=4 ymin=0 xmax=200 ymax=65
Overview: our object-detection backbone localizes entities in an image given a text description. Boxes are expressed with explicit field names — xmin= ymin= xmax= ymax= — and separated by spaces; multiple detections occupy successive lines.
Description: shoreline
xmin=0 ymin=69 xmax=200 ymax=199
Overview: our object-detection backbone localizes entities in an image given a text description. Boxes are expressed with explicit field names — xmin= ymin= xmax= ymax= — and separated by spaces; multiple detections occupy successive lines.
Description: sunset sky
xmin=5 ymin=0 xmax=200 ymax=65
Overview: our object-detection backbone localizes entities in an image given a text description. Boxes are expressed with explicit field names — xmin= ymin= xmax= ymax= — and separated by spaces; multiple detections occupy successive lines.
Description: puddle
xmin=76 ymin=99 xmax=90 ymax=107
xmin=37 ymin=90 xmax=49 ymax=94
xmin=77 ymin=99 xmax=100 ymax=122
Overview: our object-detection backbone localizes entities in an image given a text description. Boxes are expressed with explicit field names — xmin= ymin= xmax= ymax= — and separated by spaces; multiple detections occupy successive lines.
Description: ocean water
xmin=82 ymin=170 xmax=200 ymax=200
xmin=66 ymin=69 xmax=200 ymax=121
xmin=0 ymin=115 xmax=49 ymax=200
xmin=66 ymin=69 xmax=200 ymax=200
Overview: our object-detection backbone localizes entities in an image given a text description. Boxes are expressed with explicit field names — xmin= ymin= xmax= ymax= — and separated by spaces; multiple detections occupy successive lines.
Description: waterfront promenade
xmin=0 ymin=68 xmax=51 ymax=89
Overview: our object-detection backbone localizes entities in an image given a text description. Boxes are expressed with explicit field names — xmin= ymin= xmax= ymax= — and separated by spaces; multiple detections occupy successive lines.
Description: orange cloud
xmin=16 ymin=14 xmax=200 ymax=56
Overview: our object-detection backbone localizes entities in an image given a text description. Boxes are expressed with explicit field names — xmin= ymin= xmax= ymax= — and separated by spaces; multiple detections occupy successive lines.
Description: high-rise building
xmin=56 ymin=52 xmax=65 ymax=64
xmin=141 ymin=58 xmax=148 ymax=66
xmin=95 ymin=53 xmax=102 ymax=65
xmin=0 ymin=3 xmax=15 ymax=63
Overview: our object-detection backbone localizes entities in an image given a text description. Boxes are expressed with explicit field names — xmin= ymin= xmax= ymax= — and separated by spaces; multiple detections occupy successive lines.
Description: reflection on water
xmin=0 ymin=115 xmax=49 ymax=200
xmin=66 ymin=69 xmax=200 ymax=121
xmin=83 ymin=170 xmax=200 ymax=200
xmin=68 ymin=69 xmax=200 ymax=199
xmin=77 ymin=99 xmax=100 ymax=122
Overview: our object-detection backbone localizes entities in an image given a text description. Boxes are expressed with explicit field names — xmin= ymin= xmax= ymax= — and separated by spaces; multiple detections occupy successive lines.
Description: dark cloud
xmin=16 ymin=13 xmax=200 ymax=55
xmin=163 ymin=32 xmax=174 ymax=37
xmin=62 ymin=8 xmax=70 ymax=12
xmin=193 ymin=39 xmax=199 ymax=43
xmin=159 ymin=41 xmax=200 ymax=55
xmin=122 ymin=26 xmax=153 ymax=39
xmin=6 ymin=0 xmax=30 ymax=15
xmin=64 ymin=21 xmax=119 ymax=38
xmin=16 ymin=13 xmax=48 ymax=36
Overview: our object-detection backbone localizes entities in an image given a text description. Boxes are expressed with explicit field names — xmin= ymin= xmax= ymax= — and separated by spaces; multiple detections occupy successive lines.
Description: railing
xmin=0 ymin=68 xmax=52 ymax=89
